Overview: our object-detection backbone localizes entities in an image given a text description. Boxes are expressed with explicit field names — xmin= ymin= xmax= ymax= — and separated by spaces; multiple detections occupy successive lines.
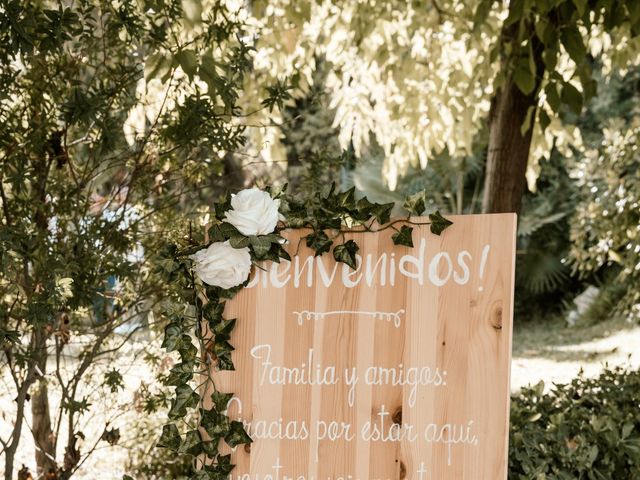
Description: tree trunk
xmin=31 ymin=328 xmax=57 ymax=477
xmin=482 ymin=6 xmax=545 ymax=215
xmin=4 ymin=385 xmax=30 ymax=480
xmin=481 ymin=75 xmax=537 ymax=214
xmin=4 ymin=337 xmax=39 ymax=480
xmin=32 ymin=381 xmax=57 ymax=476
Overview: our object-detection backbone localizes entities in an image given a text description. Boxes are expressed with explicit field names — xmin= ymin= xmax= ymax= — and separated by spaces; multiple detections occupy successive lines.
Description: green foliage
xmin=569 ymin=123 xmax=640 ymax=319
xmin=485 ymin=0 xmax=640 ymax=135
xmin=509 ymin=367 xmax=640 ymax=479
xmin=278 ymin=60 xmax=345 ymax=192
xmin=515 ymin=153 xmax=581 ymax=315
xmin=104 ymin=369 xmax=125 ymax=393
xmin=0 ymin=0 xmax=264 ymax=476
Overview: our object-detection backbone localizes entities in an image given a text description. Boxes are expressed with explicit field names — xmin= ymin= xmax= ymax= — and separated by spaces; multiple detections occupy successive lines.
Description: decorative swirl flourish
xmin=292 ymin=309 xmax=405 ymax=328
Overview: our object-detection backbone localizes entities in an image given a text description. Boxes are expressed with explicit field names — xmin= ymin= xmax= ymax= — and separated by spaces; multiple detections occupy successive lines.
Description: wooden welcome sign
xmin=208 ymin=214 xmax=516 ymax=479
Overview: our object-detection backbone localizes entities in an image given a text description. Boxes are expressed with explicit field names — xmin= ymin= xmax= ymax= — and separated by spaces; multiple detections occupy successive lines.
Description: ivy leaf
xmin=211 ymin=391 xmax=234 ymax=412
xmin=229 ymin=235 xmax=250 ymax=248
xmin=392 ymin=225 xmax=414 ymax=247
xmin=166 ymin=361 xmax=196 ymax=386
xmin=333 ymin=240 xmax=359 ymax=269
xmin=218 ymin=222 xmax=240 ymax=239
xmin=179 ymin=429 xmax=203 ymax=455
xmin=216 ymin=347 xmax=235 ymax=371
xmin=276 ymin=243 xmax=291 ymax=262
xmin=225 ymin=421 xmax=253 ymax=448
xmin=337 ymin=186 xmax=356 ymax=209
xmin=372 ymin=202 xmax=394 ymax=225
xmin=177 ymin=338 xmax=198 ymax=364
xmin=157 ymin=423 xmax=181 ymax=450
xmin=162 ymin=322 xmax=183 ymax=352
xmin=354 ymin=196 xmax=375 ymax=221
xmin=403 ymin=191 xmax=426 ymax=215
xmin=213 ymin=317 xmax=236 ymax=337
xmin=305 ymin=231 xmax=332 ymax=256
xmin=261 ymin=233 xmax=285 ymax=244
xmin=201 ymin=440 xmax=219 ymax=458
xmin=200 ymin=408 xmax=231 ymax=438
xmin=207 ymin=454 xmax=234 ymax=476
xmin=207 ymin=221 xmax=239 ymax=242
xmin=429 ymin=211 xmax=453 ymax=235
xmin=249 ymin=235 xmax=272 ymax=258
xmin=168 ymin=384 xmax=200 ymax=420
xmin=207 ymin=224 xmax=224 ymax=242
xmin=214 ymin=337 xmax=235 ymax=370
xmin=213 ymin=193 xmax=232 ymax=220
xmin=202 ymin=301 xmax=224 ymax=325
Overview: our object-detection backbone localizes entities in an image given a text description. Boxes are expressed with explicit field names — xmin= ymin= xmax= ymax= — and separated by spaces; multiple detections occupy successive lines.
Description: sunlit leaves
xmin=244 ymin=0 xmax=640 ymax=192
xmin=175 ymin=49 xmax=198 ymax=81
xmin=145 ymin=52 xmax=173 ymax=82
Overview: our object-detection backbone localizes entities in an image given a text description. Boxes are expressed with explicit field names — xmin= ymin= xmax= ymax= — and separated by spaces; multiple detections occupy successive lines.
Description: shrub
xmin=509 ymin=366 xmax=640 ymax=479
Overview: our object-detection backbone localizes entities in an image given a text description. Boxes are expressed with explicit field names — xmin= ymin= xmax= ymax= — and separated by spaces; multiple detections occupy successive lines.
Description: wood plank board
xmin=206 ymin=213 xmax=517 ymax=480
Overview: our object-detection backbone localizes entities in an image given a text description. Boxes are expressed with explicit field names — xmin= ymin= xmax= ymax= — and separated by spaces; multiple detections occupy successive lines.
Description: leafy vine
xmin=156 ymin=185 xmax=452 ymax=479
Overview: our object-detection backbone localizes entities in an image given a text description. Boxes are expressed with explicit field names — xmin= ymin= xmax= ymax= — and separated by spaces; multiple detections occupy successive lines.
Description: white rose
xmin=224 ymin=187 xmax=281 ymax=236
xmin=190 ymin=241 xmax=252 ymax=289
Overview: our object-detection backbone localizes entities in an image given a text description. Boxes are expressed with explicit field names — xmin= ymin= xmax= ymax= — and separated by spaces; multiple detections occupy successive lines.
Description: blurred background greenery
xmin=1 ymin=0 xmax=639 ymax=478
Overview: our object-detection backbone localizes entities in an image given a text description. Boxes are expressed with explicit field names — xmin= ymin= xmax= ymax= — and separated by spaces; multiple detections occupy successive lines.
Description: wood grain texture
xmin=207 ymin=214 xmax=516 ymax=480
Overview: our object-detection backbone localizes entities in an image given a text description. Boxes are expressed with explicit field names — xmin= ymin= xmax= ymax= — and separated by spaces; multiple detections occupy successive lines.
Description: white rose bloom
xmin=224 ymin=187 xmax=281 ymax=236
xmin=190 ymin=241 xmax=252 ymax=289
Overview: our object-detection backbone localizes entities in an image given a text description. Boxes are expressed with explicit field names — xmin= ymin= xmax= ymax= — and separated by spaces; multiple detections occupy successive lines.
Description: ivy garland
xmin=156 ymin=184 xmax=453 ymax=479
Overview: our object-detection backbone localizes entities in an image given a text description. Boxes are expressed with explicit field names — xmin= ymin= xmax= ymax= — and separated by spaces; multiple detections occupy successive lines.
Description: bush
xmin=509 ymin=367 xmax=640 ymax=479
